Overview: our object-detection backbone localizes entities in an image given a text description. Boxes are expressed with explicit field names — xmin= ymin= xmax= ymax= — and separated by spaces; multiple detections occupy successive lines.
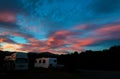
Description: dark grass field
xmin=1 ymin=68 xmax=120 ymax=79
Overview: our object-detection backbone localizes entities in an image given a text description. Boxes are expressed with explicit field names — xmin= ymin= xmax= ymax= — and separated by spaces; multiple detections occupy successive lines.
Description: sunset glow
xmin=0 ymin=0 xmax=120 ymax=54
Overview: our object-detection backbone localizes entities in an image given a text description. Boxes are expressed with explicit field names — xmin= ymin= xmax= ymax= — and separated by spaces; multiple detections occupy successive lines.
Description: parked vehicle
xmin=15 ymin=53 xmax=29 ymax=70
xmin=4 ymin=53 xmax=29 ymax=71
xmin=34 ymin=57 xmax=57 ymax=68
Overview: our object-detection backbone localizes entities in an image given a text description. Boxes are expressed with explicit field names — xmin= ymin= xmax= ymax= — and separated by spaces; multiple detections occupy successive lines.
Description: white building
xmin=34 ymin=57 xmax=57 ymax=68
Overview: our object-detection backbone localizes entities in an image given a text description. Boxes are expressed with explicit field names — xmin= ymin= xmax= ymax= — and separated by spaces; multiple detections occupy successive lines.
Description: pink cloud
xmin=72 ymin=38 xmax=101 ymax=48
xmin=0 ymin=38 xmax=15 ymax=43
xmin=47 ymin=30 xmax=74 ymax=48
xmin=73 ymin=24 xmax=97 ymax=31
xmin=94 ymin=24 xmax=120 ymax=39
xmin=73 ymin=25 xmax=89 ymax=30
xmin=1 ymin=23 xmax=120 ymax=54
xmin=0 ymin=11 xmax=16 ymax=22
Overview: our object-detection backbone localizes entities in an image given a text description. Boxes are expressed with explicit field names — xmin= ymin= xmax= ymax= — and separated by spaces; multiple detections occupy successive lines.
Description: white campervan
xmin=15 ymin=53 xmax=29 ymax=70
xmin=34 ymin=57 xmax=57 ymax=68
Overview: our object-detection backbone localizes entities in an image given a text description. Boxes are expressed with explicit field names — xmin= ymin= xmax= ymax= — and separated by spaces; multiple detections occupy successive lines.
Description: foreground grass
xmin=1 ymin=68 xmax=120 ymax=79
xmin=2 ymin=68 xmax=81 ymax=79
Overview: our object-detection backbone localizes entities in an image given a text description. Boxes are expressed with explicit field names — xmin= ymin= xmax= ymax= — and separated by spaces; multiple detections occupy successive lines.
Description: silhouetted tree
xmin=57 ymin=45 xmax=120 ymax=71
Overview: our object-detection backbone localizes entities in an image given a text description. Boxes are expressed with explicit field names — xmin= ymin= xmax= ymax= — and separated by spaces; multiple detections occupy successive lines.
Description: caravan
xmin=15 ymin=53 xmax=29 ymax=70
xmin=4 ymin=52 xmax=29 ymax=71
xmin=34 ymin=57 xmax=57 ymax=68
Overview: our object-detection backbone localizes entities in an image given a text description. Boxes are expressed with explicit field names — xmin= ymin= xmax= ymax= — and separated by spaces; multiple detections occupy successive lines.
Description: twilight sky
xmin=0 ymin=0 xmax=120 ymax=54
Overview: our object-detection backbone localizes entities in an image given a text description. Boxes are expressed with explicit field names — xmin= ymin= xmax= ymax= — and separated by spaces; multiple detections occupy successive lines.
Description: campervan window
xmin=54 ymin=60 xmax=57 ymax=62
xmin=43 ymin=60 xmax=46 ymax=63
xmin=39 ymin=60 xmax=41 ymax=63
xmin=15 ymin=58 xmax=28 ymax=63
xmin=35 ymin=60 xmax=37 ymax=63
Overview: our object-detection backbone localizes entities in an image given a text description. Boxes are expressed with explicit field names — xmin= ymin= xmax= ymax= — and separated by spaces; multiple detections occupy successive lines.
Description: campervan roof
xmin=16 ymin=53 xmax=28 ymax=58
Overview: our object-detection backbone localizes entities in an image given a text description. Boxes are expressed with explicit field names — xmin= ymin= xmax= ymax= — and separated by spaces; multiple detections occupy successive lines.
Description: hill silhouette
xmin=36 ymin=52 xmax=58 ymax=57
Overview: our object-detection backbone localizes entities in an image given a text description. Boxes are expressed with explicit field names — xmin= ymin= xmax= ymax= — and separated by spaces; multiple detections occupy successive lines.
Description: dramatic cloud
xmin=47 ymin=30 xmax=75 ymax=48
xmin=0 ymin=0 xmax=120 ymax=54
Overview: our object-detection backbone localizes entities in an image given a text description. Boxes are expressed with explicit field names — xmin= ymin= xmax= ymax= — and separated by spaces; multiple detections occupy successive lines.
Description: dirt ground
xmin=1 ymin=69 xmax=120 ymax=79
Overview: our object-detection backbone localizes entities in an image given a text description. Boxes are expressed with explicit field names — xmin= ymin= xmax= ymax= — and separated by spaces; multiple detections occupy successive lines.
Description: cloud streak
xmin=0 ymin=0 xmax=120 ymax=54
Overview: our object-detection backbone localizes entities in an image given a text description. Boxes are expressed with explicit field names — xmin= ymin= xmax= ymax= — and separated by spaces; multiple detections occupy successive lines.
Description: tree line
xmin=57 ymin=45 xmax=120 ymax=70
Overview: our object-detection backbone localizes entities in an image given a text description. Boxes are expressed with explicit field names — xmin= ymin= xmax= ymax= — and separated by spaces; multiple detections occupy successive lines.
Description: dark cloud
xmin=10 ymin=32 xmax=34 ymax=39
xmin=0 ymin=31 xmax=34 ymax=41
xmin=0 ymin=21 xmax=20 ymax=31
xmin=89 ymin=39 xmax=120 ymax=47
xmin=0 ymin=21 xmax=34 ymax=37
xmin=0 ymin=0 xmax=23 ymax=12
xmin=92 ymin=0 xmax=120 ymax=14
